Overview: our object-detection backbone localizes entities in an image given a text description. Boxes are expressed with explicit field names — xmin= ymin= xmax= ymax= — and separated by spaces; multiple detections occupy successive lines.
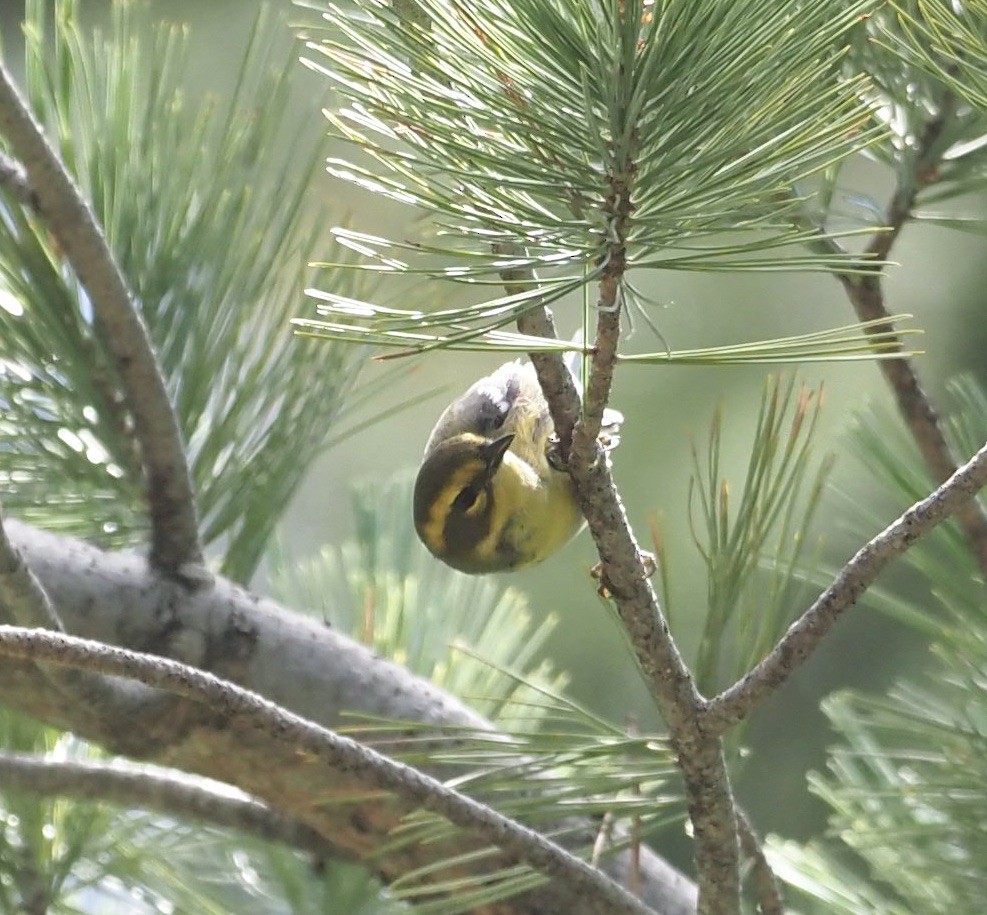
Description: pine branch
xmin=737 ymin=808 xmax=784 ymax=915
xmin=0 ymin=150 xmax=34 ymax=208
xmin=0 ymin=61 xmax=203 ymax=577
xmin=568 ymin=313 xmax=740 ymax=915
xmin=10 ymin=845 xmax=49 ymax=915
xmin=705 ymin=436 xmax=987 ymax=732
xmin=1 ymin=519 xmax=697 ymax=915
xmin=823 ymin=82 xmax=987 ymax=579
xmin=497 ymin=36 xmax=740 ymax=903
xmin=0 ymin=751 xmax=334 ymax=860
xmin=866 ymin=88 xmax=956 ymax=264
xmin=0 ymin=624 xmax=659 ymax=915
xmin=501 ymin=256 xmax=715 ymax=913
xmin=0 ymin=503 xmax=63 ymax=632
xmin=0 ymin=501 xmax=163 ymax=732
xmin=510 ymin=284 xmax=738 ymax=912
xmin=496 ymin=241 xmax=585 ymax=443
xmin=811 ymin=59 xmax=987 ymax=580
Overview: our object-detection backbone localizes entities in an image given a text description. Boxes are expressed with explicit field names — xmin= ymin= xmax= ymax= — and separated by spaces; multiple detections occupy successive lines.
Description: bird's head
xmin=413 ymin=433 xmax=515 ymax=573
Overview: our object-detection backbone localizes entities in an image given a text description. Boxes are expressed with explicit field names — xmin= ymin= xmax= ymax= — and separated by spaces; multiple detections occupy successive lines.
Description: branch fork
xmin=0 ymin=61 xmax=203 ymax=579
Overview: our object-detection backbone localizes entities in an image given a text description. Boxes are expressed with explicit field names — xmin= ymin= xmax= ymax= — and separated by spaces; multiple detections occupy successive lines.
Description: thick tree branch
xmin=0 ymin=149 xmax=35 ymax=208
xmin=0 ymin=624 xmax=659 ymax=915
xmin=0 ymin=520 xmax=698 ymax=915
xmin=0 ymin=752 xmax=332 ymax=860
xmin=10 ymin=845 xmax=49 ymax=915
xmin=706 ymin=437 xmax=987 ymax=732
xmin=0 ymin=503 xmax=163 ymax=729
xmin=0 ymin=61 xmax=202 ymax=577
xmin=0 ymin=504 xmax=62 ymax=631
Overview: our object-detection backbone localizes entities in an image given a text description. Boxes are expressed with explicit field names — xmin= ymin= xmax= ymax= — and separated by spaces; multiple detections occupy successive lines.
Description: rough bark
xmin=1 ymin=519 xmax=698 ymax=915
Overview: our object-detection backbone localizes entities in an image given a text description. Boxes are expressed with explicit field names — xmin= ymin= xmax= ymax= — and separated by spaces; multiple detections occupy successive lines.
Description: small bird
xmin=413 ymin=359 xmax=621 ymax=574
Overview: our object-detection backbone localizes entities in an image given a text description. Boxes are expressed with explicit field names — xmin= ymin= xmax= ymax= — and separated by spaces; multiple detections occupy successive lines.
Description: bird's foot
xmin=589 ymin=551 xmax=657 ymax=599
xmin=546 ymin=434 xmax=567 ymax=472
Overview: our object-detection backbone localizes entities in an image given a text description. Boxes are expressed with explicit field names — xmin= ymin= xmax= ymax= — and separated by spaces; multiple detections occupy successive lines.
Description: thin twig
xmin=0 ymin=751 xmax=334 ymax=860
xmin=573 ymin=321 xmax=739 ymax=915
xmin=736 ymin=807 xmax=784 ymax=915
xmin=828 ymin=87 xmax=987 ymax=579
xmin=0 ymin=61 xmax=203 ymax=577
xmin=627 ymin=715 xmax=642 ymax=898
xmin=502 ymin=258 xmax=740 ymax=912
xmin=0 ymin=625 xmax=659 ymax=915
xmin=495 ymin=241 xmax=585 ymax=443
xmin=591 ymin=811 xmax=616 ymax=868
xmin=706 ymin=436 xmax=987 ymax=733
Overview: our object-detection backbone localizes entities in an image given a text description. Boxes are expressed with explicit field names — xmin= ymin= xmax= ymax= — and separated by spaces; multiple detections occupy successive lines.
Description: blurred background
xmin=2 ymin=0 xmax=985 ymax=874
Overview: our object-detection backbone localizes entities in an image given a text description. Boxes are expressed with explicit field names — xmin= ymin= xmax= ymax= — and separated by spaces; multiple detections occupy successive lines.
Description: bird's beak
xmin=481 ymin=433 xmax=515 ymax=474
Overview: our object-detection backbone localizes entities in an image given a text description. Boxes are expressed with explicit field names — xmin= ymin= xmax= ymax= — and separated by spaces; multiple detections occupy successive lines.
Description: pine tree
xmin=0 ymin=1 xmax=984 ymax=913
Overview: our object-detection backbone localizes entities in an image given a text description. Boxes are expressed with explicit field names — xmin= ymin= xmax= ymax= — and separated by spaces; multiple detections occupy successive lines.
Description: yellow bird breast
xmin=476 ymin=450 xmax=585 ymax=571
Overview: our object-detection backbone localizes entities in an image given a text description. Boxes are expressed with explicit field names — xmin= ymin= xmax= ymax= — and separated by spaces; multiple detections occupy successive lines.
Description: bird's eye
xmin=453 ymin=485 xmax=480 ymax=513
xmin=476 ymin=412 xmax=504 ymax=435
xmin=475 ymin=398 xmax=509 ymax=434
xmin=453 ymin=485 xmax=488 ymax=515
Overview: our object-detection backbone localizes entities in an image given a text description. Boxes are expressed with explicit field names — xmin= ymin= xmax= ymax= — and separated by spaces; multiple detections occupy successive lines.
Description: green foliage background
xmin=0 ymin=0 xmax=986 ymax=912
xmin=2 ymin=0 xmax=976 ymax=847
